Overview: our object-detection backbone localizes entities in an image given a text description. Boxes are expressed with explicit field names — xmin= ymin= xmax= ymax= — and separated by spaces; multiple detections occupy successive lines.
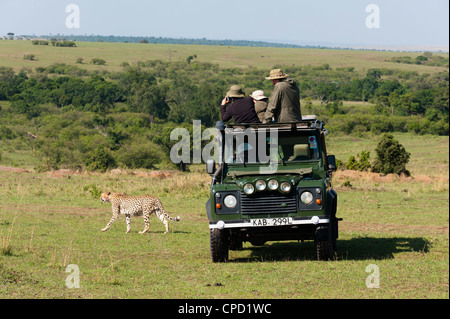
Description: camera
xmin=219 ymin=96 xmax=232 ymax=107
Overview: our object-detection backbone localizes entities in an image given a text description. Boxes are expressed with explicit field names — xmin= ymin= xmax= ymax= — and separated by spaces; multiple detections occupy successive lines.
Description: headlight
xmin=255 ymin=180 xmax=266 ymax=191
xmin=223 ymin=195 xmax=237 ymax=208
xmin=280 ymin=182 xmax=291 ymax=193
xmin=267 ymin=179 xmax=279 ymax=190
xmin=243 ymin=183 xmax=255 ymax=195
xmin=300 ymin=191 xmax=314 ymax=205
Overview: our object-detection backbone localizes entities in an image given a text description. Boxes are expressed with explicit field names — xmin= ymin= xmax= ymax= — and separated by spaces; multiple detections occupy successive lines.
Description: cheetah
xmin=100 ymin=192 xmax=180 ymax=234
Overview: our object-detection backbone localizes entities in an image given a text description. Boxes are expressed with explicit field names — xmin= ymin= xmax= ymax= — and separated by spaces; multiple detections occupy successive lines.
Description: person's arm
xmin=220 ymin=98 xmax=232 ymax=122
xmin=263 ymin=86 xmax=281 ymax=123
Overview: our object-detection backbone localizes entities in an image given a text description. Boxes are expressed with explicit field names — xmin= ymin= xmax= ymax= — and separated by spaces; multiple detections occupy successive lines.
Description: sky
xmin=0 ymin=0 xmax=448 ymax=50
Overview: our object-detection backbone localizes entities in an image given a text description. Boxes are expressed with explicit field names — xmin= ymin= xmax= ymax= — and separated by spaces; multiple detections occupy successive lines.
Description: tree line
xmin=26 ymin=34 xmax=331 ymax=49
xmin=0 ymin=58 xmax=448 ymax=171
xmin=31 ymin=39 xmax=76 ymax=47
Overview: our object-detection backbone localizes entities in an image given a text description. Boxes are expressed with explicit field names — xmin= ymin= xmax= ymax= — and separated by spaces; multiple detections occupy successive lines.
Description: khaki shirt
xmin=254 ymin=99 xmax=268 ymax=122
xmin=264 ymin=78 xmax=302 ymax=123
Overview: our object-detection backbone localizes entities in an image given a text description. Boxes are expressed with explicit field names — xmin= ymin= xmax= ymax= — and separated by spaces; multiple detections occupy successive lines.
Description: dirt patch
xmin=1 ymin=166 xmax=181 ymax=180
xmin=133 ymin=170 xmax=177 ymax=179
xmin=45 ymin=169 xmax=81 ymax=178
xmin=334 ymin=170 xmax=435 ymax=184
xmin=413 ymin=175 xmax=435 ymax=183
xmin=0 ymin=166 xmax=29 ymax=173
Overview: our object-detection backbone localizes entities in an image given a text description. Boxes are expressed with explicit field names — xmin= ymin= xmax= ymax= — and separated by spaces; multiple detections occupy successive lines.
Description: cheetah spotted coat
xmin=100 ymin=192 xmax=180 ymax=234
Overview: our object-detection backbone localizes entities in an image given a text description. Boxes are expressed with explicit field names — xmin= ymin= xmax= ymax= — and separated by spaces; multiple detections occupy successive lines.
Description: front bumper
xmin=209 ymin=216 xmax=330 ymax=229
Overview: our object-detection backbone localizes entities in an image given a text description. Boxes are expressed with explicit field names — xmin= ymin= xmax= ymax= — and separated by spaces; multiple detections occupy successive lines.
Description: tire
xmin=315 ymin=226 xmax=335 ymax=261
xmin=210 ymin=228 xmax=229 ymax=262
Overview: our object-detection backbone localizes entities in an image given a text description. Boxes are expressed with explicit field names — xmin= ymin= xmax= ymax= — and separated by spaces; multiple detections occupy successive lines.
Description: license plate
xmin=250 ymin=217 xmax=293 ymax=227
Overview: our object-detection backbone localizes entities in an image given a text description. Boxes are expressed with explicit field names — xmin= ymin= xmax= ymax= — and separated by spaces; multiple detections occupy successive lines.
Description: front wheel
xmin=315 ymin=226 xmax=335 ymax=261
xmin=210 ymin=228 xmax=229 ymax=262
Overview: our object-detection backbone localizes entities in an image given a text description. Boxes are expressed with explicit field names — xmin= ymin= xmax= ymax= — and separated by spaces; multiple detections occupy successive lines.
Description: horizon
xmin=6 ymin=33 xmax=449 ymax=53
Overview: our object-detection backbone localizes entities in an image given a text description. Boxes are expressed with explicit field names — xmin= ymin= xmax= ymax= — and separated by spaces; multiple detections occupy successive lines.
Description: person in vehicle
xmin=263 ymin=69 xmax=302 ymax=123
xmin=250 ymin=90 xmax=268 ymax=123
xmin=220 ymin=85 xmax=261 ymax=124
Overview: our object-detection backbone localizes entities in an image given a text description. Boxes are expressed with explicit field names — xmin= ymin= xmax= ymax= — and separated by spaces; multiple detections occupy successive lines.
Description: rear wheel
xmin=210 ymin=228 xmax=229 ymax=262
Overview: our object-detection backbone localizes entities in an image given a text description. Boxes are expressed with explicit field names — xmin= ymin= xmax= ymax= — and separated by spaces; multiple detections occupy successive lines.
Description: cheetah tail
xmin=166 ymin=213 xmax=180 ymax=222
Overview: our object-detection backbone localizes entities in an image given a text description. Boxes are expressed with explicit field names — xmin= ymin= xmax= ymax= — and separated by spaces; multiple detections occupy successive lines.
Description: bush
xmin=116 ymin=138 xmax=164 ymax=169
xmin=51 ymin=40 xmax=76 ymax=47
xmin=84 ymin=147 xmax=116 ymax=172
xmin=35 ymin=140 xmax=62 ymax=172
xmin=91 ymin=58 xmax=106 ymax=65
xmin=0 ymin=126 xmax=15 ymax=140
xmin=372 ymin=134 xmax=410 ymax=176
xmin=23 ymin=54 xmax=36 ymax=61
xmin=346 ymin=151 xmax=371 ymax=171
xmin=83 ymin=184 xmax=102 ymax=199
xmin=31 ymin=40 xmax=48 ymax=45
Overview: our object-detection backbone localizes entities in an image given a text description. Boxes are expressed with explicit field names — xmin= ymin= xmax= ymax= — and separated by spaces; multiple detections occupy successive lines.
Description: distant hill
xmin=21 ymin=34 xmax=342 ymax=50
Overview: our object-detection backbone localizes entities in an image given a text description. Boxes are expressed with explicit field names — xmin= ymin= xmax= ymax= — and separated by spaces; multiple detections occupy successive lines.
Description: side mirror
xmin=206 ymin=159 xmax=216 ymax=175
xmin=327 ymin=155 xmax=336 ymax=172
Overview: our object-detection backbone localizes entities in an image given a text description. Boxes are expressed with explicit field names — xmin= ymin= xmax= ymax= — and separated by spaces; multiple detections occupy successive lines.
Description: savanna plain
xmin=0 ymin=40 xmax=448 ymax=299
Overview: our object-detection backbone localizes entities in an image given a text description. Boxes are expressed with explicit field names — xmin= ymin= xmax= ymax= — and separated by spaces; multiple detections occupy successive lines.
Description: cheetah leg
xmin=139 ymin=213 xmax=150 ymax=234
xmin=125 ymin=214 xmax=131 ymax=233
xmin=156 ymin=211 xmax=170 ymax=234
xmin=101 ymin=213 xmax=119 ymax=232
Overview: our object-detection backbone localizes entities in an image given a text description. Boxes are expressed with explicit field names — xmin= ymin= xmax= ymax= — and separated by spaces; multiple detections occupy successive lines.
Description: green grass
xmin=1 ymin=40 xmax=448 ymax=74
xmin=0 ymin=134 xmax=448 ymax=299
xmin=327 ymin=132 xmax=449 ymax=178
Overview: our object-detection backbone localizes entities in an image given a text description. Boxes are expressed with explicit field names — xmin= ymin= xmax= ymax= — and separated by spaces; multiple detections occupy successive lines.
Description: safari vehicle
xmin=205 ymin=118 xmax=340 ymax=262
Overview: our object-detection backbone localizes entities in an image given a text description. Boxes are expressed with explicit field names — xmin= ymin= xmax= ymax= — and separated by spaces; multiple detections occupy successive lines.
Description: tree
xmin=415 ymin=55 xmax=428 ymax=64
xmin=186 ymin=55 xmax=197 ymax=64
xmin=314 ymin=80 xmax=337 ymax=105
xmin=372 ymin=134 xmax=410 ymax=176
xmin=125 ymin=78 xmax=169 ymax=119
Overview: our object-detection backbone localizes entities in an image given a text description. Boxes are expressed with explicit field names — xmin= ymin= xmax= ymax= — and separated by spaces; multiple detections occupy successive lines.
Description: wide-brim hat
xmin=226 ymin=85 xmax=245 ymax=98
xmin=265 ymin=68 xmax=289 ymax=80
xmin=250 ymin=90 xmax=267 ymax=100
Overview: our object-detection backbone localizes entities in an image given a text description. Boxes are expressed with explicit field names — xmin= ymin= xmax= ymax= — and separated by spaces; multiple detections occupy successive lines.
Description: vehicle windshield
xmin=223 ymin=129 xmax=321 ymax=164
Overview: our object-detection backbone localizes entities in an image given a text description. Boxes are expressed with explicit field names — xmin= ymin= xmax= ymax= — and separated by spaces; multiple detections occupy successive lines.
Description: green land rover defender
xmin=205 ymin=119 xmax=340 ymax=262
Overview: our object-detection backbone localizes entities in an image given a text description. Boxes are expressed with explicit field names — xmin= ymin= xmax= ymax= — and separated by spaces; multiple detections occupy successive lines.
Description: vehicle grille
xmin=240 ymin=191 xmax=297 ymax=215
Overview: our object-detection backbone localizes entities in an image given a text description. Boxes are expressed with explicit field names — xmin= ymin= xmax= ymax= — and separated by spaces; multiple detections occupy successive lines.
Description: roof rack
xmin=225 ymin=117 xmax=325 ymax=132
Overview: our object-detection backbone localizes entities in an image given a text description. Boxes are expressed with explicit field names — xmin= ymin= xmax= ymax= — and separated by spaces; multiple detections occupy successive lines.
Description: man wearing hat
xmin=220 ymin=85 xmax=261 ymax=124
xmin=263 ymin=69 xmax=302 ymax=123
